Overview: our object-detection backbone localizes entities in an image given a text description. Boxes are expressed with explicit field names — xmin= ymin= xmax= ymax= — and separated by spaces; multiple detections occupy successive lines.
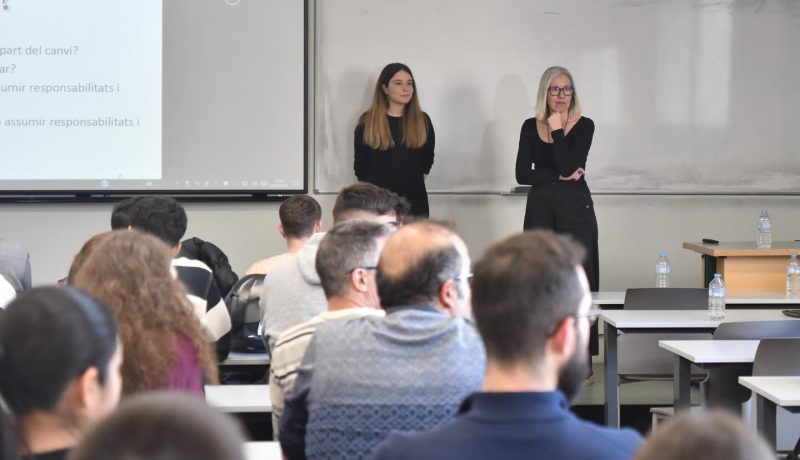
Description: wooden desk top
xmin=683 ymin=241 xmax=800 ymax=257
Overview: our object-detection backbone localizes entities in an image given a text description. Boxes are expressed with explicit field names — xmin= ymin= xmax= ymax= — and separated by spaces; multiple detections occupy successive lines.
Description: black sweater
xmin=515 ymin=116 xmax=594 ymax=186
xmin=354 ymin=113 xmax=435 ymax=217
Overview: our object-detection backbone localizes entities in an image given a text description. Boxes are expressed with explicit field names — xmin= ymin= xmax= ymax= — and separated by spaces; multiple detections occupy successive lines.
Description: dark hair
xmin=280 ymin=195 xmax=322 ymax=239
xmin=125 ymin=196 xmax=187 ymax=247
xmin=0 ymin=287 xmax=118 ymax=458
xmin=69 ymin=392 xmax=246 ymax=460
xmin=377 ymin=221 xmax=463 ymax=308
xmin=471 ymin=230 xmax=585 ymax=365
xmin=634 ymin=410 xmax=773 ymax=460
xmin=332 ymin=182 xmax=410 ymax=224
xmin=316 ymin=221 xmax=393 ymax=299
xmin=110 ymin=196 xmax=143 ymax=230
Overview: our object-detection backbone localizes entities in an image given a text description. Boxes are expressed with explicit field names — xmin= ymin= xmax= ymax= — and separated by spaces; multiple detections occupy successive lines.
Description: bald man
xmin=279 ymin=221 xmax=486 ymax=460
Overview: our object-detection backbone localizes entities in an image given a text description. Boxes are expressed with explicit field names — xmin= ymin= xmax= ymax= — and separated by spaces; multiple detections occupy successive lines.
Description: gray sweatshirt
xmin=259 ymin=232 xmax=327 ymax=352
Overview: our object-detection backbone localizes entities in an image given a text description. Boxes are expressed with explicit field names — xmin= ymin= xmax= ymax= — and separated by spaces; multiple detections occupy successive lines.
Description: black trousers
xmin=523 ymin=181 xmax=599 ymax=355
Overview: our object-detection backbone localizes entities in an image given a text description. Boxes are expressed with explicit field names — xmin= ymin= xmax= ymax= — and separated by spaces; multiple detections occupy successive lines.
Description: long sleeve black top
xmin=515 ymin=116 xmax=595 ymax=186
xmin=354 ymin=113 xmax=435 ymax=217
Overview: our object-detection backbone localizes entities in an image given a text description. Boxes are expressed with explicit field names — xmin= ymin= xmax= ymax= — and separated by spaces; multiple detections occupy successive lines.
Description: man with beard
xmin=368 ymin=230 xmax=642 ymax=460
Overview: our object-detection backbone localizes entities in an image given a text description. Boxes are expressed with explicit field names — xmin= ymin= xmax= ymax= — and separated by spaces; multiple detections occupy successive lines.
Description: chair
xmin=619 ymin=288 xmax=709 ymax=381
xmin=704 ymin=321 xmax=800 ymax=412
xmin=752 ymin=338 xmax=800 ymax=453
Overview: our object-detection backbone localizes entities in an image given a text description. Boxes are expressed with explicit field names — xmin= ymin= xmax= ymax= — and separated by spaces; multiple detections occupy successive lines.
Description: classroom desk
xmin=593 ymin=291 xmax=800 ymax=306
xmin=683 ymin=241 xmax=800 ymax=292
xmin=739 ymin=376 xmax=800 ymax=450
xmin=205 ymin=384 xmax=271 ymax=413
xmin=221 ymin=352 xmax=270 ymax=366
xmin=244 ymin=441 xmax=281 ymax=460
xmin=601 ymin=309 xmax=795 ymax=427
xmin=659 ymin=339 xmax=759 ymax=411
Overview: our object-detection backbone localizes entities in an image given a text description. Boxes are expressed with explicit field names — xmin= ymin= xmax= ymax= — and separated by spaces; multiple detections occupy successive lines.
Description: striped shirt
xmin=270 ymin=307 xmax=384 ymax=439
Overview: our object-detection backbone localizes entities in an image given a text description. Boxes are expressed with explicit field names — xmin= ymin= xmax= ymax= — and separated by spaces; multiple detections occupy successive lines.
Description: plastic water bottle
xmin=708 ymin=274 xmax=726 ymax=320
xmin=757 ymin=209 xmax=772 ymax=249
xmin=787 ymin=253 xmax=800 ymax=298
xmin=655 ymin=253 xmax=671 ymax=288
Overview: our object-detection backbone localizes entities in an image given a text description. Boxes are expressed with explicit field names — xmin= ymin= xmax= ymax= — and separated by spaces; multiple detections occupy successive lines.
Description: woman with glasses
xmin=515 ymin=66 xmax=598 ymax=292
xmin=515 ymin=66 xmax=599 ymax=374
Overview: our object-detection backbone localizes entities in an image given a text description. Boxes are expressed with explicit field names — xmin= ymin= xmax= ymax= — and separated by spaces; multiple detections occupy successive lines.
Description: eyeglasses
xmin=347 ymin=265 xmax=378 ymax=274
xmin=546 ymin=306 xmax=602 ymax=337
xmin=548 ymin=85 xmax=574 ymax=96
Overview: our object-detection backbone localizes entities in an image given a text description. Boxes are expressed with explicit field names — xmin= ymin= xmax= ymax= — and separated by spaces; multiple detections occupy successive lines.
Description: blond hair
xmin=360 ymin=63 xmax=428 ymax=150
xmin=534 ymin=66 xmax=582 ymax=121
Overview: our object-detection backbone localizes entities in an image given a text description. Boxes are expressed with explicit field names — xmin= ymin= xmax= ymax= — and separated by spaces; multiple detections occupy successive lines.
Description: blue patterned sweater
xmin=279 ymin=306 xmax=486 ymax=460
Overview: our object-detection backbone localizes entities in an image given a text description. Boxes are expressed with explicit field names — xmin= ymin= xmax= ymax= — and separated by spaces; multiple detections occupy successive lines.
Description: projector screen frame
xmin=0 ymin=0 xmax=309 ymax=203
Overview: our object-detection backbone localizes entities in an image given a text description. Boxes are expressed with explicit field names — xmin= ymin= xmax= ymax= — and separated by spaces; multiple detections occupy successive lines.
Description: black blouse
xmin=515 ymin=116 xmax=595 ymax=186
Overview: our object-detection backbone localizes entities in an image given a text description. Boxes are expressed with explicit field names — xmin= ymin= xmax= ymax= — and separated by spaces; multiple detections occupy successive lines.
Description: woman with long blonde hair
xmin=354 ymin=63 xmax=434 ymax=217
xmin=70 ymin=230 xmax=218 ymax=396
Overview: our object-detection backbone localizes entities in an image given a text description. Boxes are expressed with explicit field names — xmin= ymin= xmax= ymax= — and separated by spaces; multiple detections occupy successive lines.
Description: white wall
xmin=2 ymin=193 xmax=799 ymax=289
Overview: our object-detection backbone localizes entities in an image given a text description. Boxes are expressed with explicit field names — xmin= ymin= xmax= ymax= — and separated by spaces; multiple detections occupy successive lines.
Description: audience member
xmin=68 ymin=392 xmax=246 ymax=460
xmin=634 ymin=410 xmax=772 ymax=460
xmin=246 ymin=195 xmax=322 ymax=276
xmin=369 ymin=230 xmax=642 ymax=460
xmin=109 ymin=196 xmax=142 ymax=230
xmin=270 ymin=220 xmax=393 ymax=439
xmin=0 ymin=287 xmax=122 ymax=460
xmin=260 ymin=182 xmax=409 ymax=351
xmin=125 ymin=196 xmax=232 ymax=359
xmin=280 ymin=220 xmax=485 ymax=460
xmin=71 ymin=231 xmax=218 ymax=396
xmin=0 ymin=238 xmax=31 ymax=293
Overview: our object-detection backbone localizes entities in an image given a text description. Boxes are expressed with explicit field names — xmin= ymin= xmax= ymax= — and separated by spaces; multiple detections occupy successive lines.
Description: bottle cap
xmin=714 ymin=273 xmax=721 ymax=278
xmin=659 ymin=252 xmax=666 ymax=257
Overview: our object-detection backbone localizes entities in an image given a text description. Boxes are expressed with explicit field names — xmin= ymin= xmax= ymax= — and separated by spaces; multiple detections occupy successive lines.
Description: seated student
xmin=110 ymin=196 xmax=142 ymax=230
xmin=369 ymin=230 xmax=642 ymax=460
xmin=69 ymin=392 xmax=246 ymax=460
xmin=0 ymin=287 xmax=122 ymax=460
xmin=270 ymin=220 xmax=393 ymax=439
xmin=246 ymin=195 xmax=322 ymax=276
xmin=0 ymin=237 xmax=31 ymax=293
xmin=633 ymin=410 xmax=773 ymax=460
xmin=260 ymin=182 xmax=409 ymax=351
xmin=124 ymin=196 xmax=232 ymax=360
xmin=71 ymin=231 xmax=218 ymax=396
xmin=280 ymin=221 xmax=485 ymax=460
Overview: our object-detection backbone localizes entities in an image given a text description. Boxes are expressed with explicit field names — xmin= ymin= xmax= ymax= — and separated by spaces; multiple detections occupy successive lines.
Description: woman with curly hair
xmin=70 ymin=230 xmax=218 ymax=396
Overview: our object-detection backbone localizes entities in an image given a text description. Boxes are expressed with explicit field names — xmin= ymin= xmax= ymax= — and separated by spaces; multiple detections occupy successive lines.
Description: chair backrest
xmin=753 ymin=338 xmax=800 ymax=376
xmin=618 ymin=288 xmax=709 ymax=378
xmin=705 ymin=322 xmax=800 ymax=410
xmin=623 ymin=288 xmax=707 ymax=310
xmin=714 ymin=320 xmax=800 ymax=340
xmin=225 ymin=274 xmax=266 ymax=353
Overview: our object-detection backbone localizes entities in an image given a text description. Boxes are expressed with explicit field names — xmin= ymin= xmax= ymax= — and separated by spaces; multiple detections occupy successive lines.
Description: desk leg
xmin=673 ymin=355 xmax=691 ymax=411
xmin=755 ymin=394 xmax=777 ymax=451
xmin=604 ymin=323 xmax=619 ymax=427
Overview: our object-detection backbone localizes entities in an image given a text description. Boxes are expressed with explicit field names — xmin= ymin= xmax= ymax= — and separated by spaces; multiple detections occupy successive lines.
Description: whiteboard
xmin=314 ymin=0 xmax=800 ymax=194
